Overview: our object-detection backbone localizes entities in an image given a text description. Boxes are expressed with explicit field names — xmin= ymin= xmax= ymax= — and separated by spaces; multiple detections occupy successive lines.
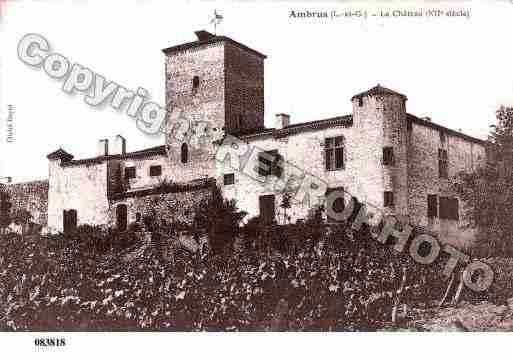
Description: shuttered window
xmin=427 ymin=194 xmax=438 ymax=218
xmin=439 ymin=196 xmax=459 ymax=220
xmin=224 ymin=173 xmax=235 ymax=185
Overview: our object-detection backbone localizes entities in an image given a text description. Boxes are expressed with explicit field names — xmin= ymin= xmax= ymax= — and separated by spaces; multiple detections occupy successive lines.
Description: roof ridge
xmin=351 ymin=84 xmax=407 ymax=101
xmin=162 ymin=34 xmax=267 ymax=59
xmin=407 ymin=113 xmax=487 ymax=145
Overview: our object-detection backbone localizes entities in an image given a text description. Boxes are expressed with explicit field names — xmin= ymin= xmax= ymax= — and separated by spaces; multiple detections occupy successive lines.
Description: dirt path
xmin=399 ymin=301 xmax=513 ymax=331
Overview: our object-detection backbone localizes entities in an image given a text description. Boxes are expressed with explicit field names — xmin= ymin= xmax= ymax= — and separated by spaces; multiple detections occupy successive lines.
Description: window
xmin=258 ymin=150 xmax=283 ymax=178
xmin=384 ymin=191 xmax=394 ymax=208
xmin=326 ymin=187 xmax=345 ymax=222
xmin=149 ymin=165 xmax=162 ymax=177
xmin=192 ymin=76 xmax=200 ymax=94
xmin=440 ymin=131 xmax=446 ymax=145
xmin=358 ymin=97 xmax=363 ymax=107
xmin=383 ymin=147 xmax=394 ymax=166
xmin=427 ymin=194 xmax=438 ymax=218
xmin=439 ymin=197 xmax=459 ymax=221
xmin=181 ymin=143 xmax=188 ymax=164
xmin=63 ymin=209 xmax=77 ymax=234
xmin=224 ymin=173 xmax=235 ymax=185
xmin=325 ymin=136 xmax=344 ymax=171
xmin=125 ymin=167 xmax=136 ymax=180
xmin=438 ymin=149 xmax=448 ymax=178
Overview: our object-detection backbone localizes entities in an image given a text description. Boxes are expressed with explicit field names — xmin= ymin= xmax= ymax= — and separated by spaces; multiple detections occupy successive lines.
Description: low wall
xmin=1 ymin=180 xmax=49 ymax=227
xmin=108 ymin=182 xmax=214 ymax=228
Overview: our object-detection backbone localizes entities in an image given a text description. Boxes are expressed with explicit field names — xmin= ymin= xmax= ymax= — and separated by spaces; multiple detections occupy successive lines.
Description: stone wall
xmin=108 ymin=186 xmax=213 ymax=228
xmin=114 ymin=154 xmax=171 ymax=192
xmin=1 ymin=180 xmax=49 ymax=227
xmin=407 ymin=121 xmax=486 ymax=248
xmin=224 ymin=41 xmax=265 ymax=133
xmin=48 ymin=159 xmax=110 ymax=231
xmin=218 ymin=120 xmax=386 ymax=223
xmin=164 ymin=42 xmax=224 ymax=183
xmin=217 ymin=93 xmax=412 ymax=224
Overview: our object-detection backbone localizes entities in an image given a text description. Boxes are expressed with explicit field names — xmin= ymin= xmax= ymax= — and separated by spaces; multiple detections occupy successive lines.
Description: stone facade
xmin=7 ymin=30 xmax=487 ymax=248
xmin=0 ymin=180 xmax=49 ymax=227
xmin=48 ymin=157 xmax=110 ymax=230
xmin=161 ymin=31 xmax=487 ymax=248
xmin=109 ymin=186 xmax=213 ymax=227
xmin=44 ymin=144 xmax=213 ymax=232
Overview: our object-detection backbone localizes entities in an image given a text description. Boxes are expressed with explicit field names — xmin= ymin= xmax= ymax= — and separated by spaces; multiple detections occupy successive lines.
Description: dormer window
xmin=358 ymin=97 xmax=363 ymax=107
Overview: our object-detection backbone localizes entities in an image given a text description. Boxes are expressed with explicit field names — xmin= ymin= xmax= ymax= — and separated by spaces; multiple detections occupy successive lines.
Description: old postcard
xmin=0 ymin=0 xmax=512 ymax=357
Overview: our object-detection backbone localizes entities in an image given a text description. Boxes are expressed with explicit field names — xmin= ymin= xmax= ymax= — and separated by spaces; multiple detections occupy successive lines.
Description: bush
xmin=0 ymin=220 xmax=453 ymax=331
xmin=193 ymin=186 xmax=246 ymax=255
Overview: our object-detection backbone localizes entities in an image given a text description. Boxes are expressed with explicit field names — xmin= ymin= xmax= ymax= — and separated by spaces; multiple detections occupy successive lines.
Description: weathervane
xmin=210 ymin=9 xmax=223 ymax=35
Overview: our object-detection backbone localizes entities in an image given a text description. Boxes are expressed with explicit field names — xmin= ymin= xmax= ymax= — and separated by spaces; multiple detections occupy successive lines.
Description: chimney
xmin=275 ymin=113 xmax=290 ymax=130
xmin=112 ymin=135 xmax=126 ymax=155
xmin=98 ymin=139 xmax=109 ymax=157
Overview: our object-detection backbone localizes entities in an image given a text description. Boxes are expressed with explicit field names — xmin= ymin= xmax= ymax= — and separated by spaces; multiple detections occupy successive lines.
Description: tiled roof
xmin=162 ymin=34 xmax=266 ymax=59
xmin=60 ymin=145 xmax=167 ymax=167
xmin=235 ymin=112 xmax=485 ymax=146
xmin=110 ymin=177 xmax=215 ymax=200
xmin=407 ymin=114 xmax=487 ymax=145
xmin=351 ymin=84 xmax=407 ymax=101
xmin=239 ymin=115 xmax=353 ymax=140
xmin=47 ymin=148 xmax=74 ymax=161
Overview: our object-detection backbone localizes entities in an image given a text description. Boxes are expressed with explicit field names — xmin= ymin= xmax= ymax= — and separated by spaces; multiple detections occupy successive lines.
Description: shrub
xmin=0 ymin=219 xmax=455 ymax=331
xmin=193 ymin=186 xmax=246 ymax=255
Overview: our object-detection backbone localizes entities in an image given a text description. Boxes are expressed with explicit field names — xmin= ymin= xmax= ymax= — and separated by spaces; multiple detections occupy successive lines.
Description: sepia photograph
xmin=0 ymin=0 xmax=513 ymax=357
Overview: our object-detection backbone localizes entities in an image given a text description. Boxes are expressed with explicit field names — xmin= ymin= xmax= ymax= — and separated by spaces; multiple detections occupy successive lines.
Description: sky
xmin=1 ymin=0 xmax=512 ymax=182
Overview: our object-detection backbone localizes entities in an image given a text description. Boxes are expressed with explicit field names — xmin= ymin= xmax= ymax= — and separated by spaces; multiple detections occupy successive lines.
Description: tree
xmin=455 ymin=106 xmax=513 ymax=256
xmin=279 ymin=192 xmax=292 ymax=224
xmin=0 ymin=189 xmax=12 ymax=234
xmin=12 ymin=209 xmax=32 ymax=226
xmin=193 ymin=185 xmax=247 ymax=255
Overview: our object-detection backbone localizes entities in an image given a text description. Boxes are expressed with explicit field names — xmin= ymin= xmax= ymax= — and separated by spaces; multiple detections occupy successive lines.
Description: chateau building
xmin=4 ymin=30 xmax=487 ymax=248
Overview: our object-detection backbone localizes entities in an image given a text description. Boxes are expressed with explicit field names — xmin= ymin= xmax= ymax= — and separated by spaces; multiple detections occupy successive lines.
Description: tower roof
xmin=162 ymin=30 xmax=267 ymax=59
xmin=47 ymin=148 xmax=74 ymax=161
xmin=351 ymin=84 xmax=407 ymax=101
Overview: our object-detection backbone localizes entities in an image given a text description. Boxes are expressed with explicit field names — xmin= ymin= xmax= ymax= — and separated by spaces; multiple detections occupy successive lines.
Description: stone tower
xmin=162 ymin=30 xmax=265 ymax=182
xmin=351 ymin=85 xmax=409 ymax=215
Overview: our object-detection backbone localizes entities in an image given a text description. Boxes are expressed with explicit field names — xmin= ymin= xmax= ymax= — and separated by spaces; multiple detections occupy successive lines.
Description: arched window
xmin=181 ymin=143 xmax=188 ymax=164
